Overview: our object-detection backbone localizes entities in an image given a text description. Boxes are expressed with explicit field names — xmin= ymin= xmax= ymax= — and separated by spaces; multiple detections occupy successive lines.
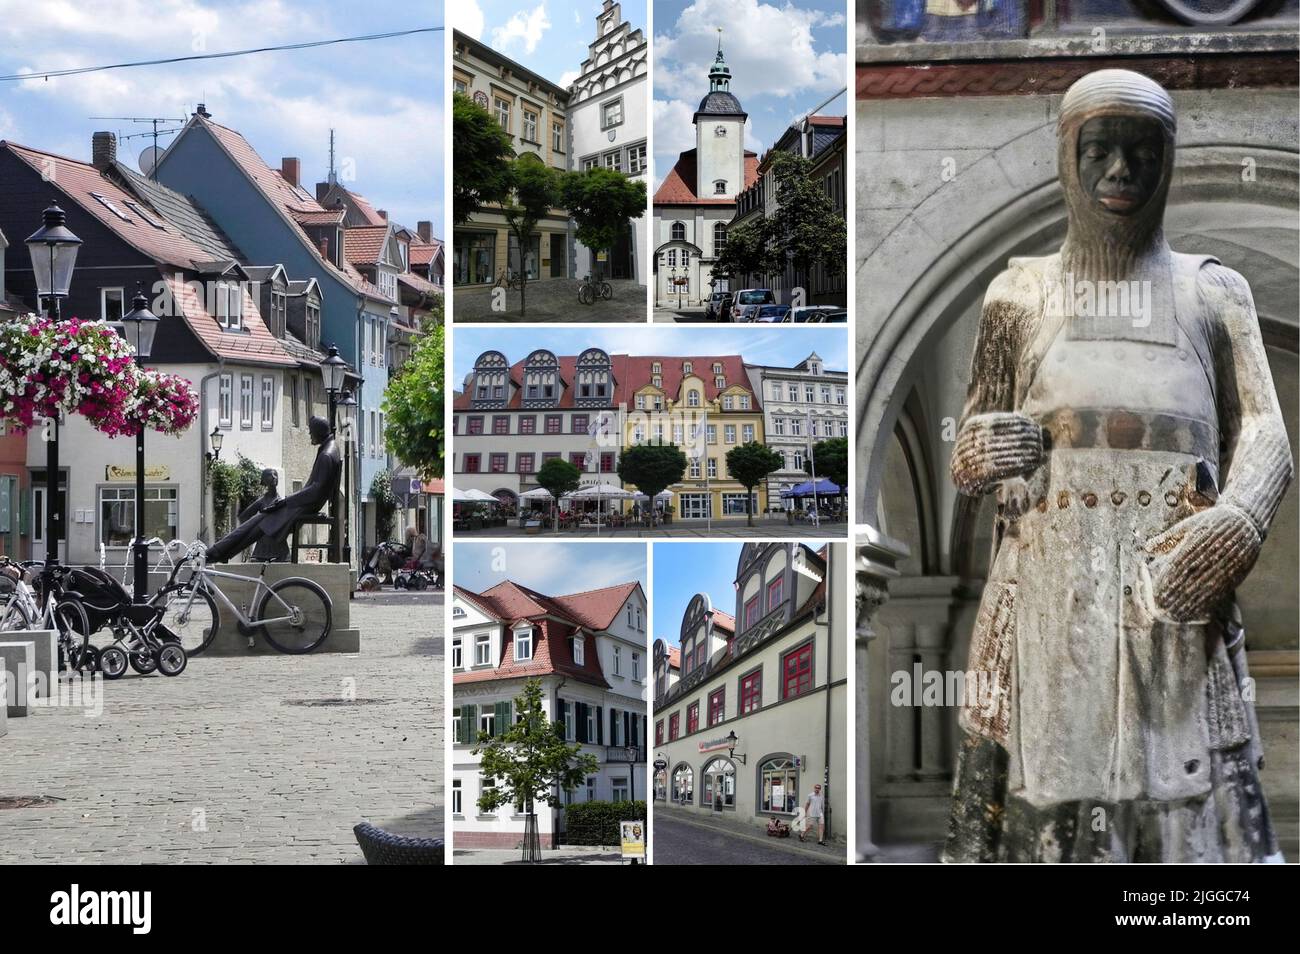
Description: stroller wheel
xmin=359 ymin=574 xmax=380 ymax=592
xmin=157 ymin=642 xmax=187 ymax=677
xmin=410 ymin=575 xmax=427 ymax=591
xmin=99 ymin=646 xmax=128 ymax=680
xmin=71 ymin=645 xmax=100 ymax=673
xmin=130 ymin=644 xmax=159 ymax=675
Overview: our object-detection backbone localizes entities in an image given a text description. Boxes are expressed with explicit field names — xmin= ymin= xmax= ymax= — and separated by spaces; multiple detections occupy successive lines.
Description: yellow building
xmin=621 ymin=355 xmax=767 ymax=520
xmin=452 ymin=30 xmax=572 ymax=286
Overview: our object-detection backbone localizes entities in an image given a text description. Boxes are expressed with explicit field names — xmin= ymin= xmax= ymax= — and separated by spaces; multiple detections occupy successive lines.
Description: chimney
xmin=92 ymin=131 xmax=117 ymax=171
xmin=377 ymin=209 xmax=388 ymax=222
xmin=194 ymin=103 xmax=211 ymax=119
xmin=417 ymin=221 xmax=432 ymax=243
xmin=318 ymin=235 xmax=330 ymax=262
xmin=316 ymin=182 xmax=330 ymax=202
xmin=280 ymin=157 xmax=301 ymax=188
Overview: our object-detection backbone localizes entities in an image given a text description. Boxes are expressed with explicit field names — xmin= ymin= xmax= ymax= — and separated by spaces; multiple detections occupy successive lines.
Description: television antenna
xmin=87 ymin=116 xmax=187 ymax=178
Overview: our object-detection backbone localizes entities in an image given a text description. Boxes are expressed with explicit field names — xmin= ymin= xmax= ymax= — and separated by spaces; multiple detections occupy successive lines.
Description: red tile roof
xmin=160 ymin=272 xmax=297 ymax=367
xmin=408 ymin=238 xmax=442 ymax=267
xmin=710 ymin=609 xmax=736 ymax=634
xmin=667 ymin=646 xmax=681 ymax=670
xmin=453 ymin=353 xmax=634 ymax=411
xmin=653 ymin=148 xmax=759 ymax=206
xmin=343 ymin=188 xmax=387 ymax=227
xmin=290 ymin=209 xmax=345 ymax=227
xmin=343 ymin=225 xmax=389 ymax=266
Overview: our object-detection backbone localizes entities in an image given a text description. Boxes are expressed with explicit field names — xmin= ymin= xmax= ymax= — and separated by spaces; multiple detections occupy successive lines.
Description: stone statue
xmin=945 ymin=70 xmax=1292 ymax=863
xmin=234 ymin=469 xmax=290 ymax=562
xmin=206 ymin=416 xmax=342 ymax=564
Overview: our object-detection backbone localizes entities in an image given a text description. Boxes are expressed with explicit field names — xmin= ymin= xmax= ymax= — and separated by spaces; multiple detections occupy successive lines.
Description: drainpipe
xmin=197 ymin=364 xmax=224 ymax=542
xmin=814 ymin=547 xmax=834 ymax=843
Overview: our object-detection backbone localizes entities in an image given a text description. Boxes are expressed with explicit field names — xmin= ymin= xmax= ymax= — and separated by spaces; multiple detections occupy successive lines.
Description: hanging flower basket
xmin=131 ymin=368 xmax=199 ymax=437
xmin=0 ymin=315 xmax=141 ymax=437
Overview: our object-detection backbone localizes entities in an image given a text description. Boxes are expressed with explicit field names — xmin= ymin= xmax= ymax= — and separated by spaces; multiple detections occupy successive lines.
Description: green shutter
xmin=495 ymin=700 xmax=510 ymax=734
xmin=576 ymin=702 xmax=587 ymax=744
xmin=463 ymin=704 xmax=477 ymax=743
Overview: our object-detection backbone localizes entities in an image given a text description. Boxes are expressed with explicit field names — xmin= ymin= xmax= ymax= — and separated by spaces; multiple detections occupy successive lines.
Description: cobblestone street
xmin=653 ymin=809 xmax=844 ymax=865
xmin=0 ymin=598 xmax=443 ymax=864
xmin=454 ymin=278 xmax=647 ymax=322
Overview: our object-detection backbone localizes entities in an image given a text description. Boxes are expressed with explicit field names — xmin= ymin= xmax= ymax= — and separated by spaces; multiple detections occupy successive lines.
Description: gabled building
xmin=652 ymin=44 xmax=759 ymax=307
xmin=153 ymin=108 xmax=397 ymax=552
xmin=452 ymin=578 xmax=648 ymax=848
xmin=0 ymin=133 xmax=298 ymax=567
xmin=653 ymin=542 xmax=845 ymax=844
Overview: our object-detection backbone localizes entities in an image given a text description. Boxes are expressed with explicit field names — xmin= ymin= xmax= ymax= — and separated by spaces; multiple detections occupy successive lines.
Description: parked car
xmin=752 ymin=304 xmax=792 ymax=323
xmin=704 ymin=291 xmax=729 ymax=321
xmin=804 ymin=309 xmax=847 ymax=323
xmin=730 ymin=288 xmax=775 ymax=322
xmin=717 ymin=294 xmax=736 ymax=323
xmin=787 ymin=305 xmax=840 ymax=323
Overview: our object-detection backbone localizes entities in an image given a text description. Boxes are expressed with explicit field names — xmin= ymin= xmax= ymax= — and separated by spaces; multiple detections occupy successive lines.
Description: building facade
xmin=568 ymin=1 xmax=649 ymax=282
xmin=452 ymin=579 xmax=648 ymax=848
xmin=653 ymin=543 xmax=846 ymax=839
xmin=452 ymin=31 xmax=573 ymax=288
xmin=745 ymin=353 xmax=849 ymax=509
xmin=653 ymin=45 xmax=758 ymax=307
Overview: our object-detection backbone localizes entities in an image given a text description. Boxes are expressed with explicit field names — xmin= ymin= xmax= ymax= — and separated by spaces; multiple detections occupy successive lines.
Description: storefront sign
xmin=105 ymin=465 xmax=170 ymax=481
xmin=653 ymin=758 xmax=668 ymax=771
xmin=619 ymin=821 xmax=645 ymax=861
xmin=698 ymin=736 xmax=731 ymax=754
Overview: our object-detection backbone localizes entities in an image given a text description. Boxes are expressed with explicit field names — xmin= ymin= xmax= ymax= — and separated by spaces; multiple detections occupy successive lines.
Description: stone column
xmin=855 ymin=525 xmax=908 ymax=862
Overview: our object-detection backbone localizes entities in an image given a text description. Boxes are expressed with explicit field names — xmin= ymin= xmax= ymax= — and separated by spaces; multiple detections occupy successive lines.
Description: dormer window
xmin=714 ymin=375 xmax=725 ymax=389
xmin=216 ymin=282 xmax=243 ymax=331
xmin=474 ymin=631 xmax=492 ymax=667
xmin=712 ymin=363 xmax=723 ymax=374
xmin=687 ymin=389 xmax=700 ymax=407
xmin=713 ymin=180 xmax=726 ymax=195
xmin=652 ymin=362 xmax=661 ymax=374
xmin=514 ymin=625 xmax=533 ymax=661
xmin=652 ymin=375 xmax=662 ymax=388
xmin=573 ymin=634 xmax=585 ymax=666
xmin=682 ymin=361 xmax=692 ymax=374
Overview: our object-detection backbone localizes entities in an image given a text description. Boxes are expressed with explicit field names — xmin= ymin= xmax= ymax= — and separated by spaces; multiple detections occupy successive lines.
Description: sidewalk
xmin=454 ymin=278 xmax=647 ymax=322
xmin=453 ymin=845 xmax=626 ymax=865
xmin=654 ymin=804 xmax=846 ymax=864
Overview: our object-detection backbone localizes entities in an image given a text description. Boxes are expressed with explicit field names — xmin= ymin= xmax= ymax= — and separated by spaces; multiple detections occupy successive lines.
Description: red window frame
xmin=519 ymin=415 xmax=536 ymax=434
xmin=463 ymin=454 xmax=481 ymax=473
xmin=740 ymin=669 xmax=762 ymax=713
xmin=782 ymin=642 xmax=813 ymax=699
xmin=569 ymin=452 xmax=586 ymax=470
xmin=767 ymin=575 xmax=784 ymax=610
xmin=466 ymin=416 xmax=483 ymax=435
xmin=668 ymin=712 xmax=680 ymax=741
xmin=708 ymin=688 xmax=724 ymax=726
xmin=686 ymin=702 xmax=699 ymax=735
xmin=545 ymin=414 xmax=562 ymax=434
xmin=743 ymin=594 xmax=760 ymax=629
xmin=572 ymin=414 xmax=589 ymax=434
xmin=489 ymin=453 xmax=507 ymax=473
xmin=655 ymin=720 xmax=664 ymax=746
xmin=600 ymin=452 xmax=615 ymax=473
xmin=517 ymin=453 xmax=535 ymax=474
xmin=492 ymin=415 xmax=509 ymax=435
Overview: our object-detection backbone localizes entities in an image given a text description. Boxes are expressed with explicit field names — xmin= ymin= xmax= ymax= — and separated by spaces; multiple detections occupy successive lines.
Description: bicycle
xmin=101 ymin=538 xmax=188 ymax=589
xmin=149 ymin=543 xmax=333 ymax=656
xmin=492 ymin=268 xmax=524 ymax=292
xmin=578 ymin=273 xmax=613 ymax=305
xmin=0 ymin=558 xmax=95 ymax=673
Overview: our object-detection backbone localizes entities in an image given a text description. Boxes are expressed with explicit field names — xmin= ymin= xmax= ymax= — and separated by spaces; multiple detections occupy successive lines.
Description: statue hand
xmin=951 ymin=412 xmax=1045 ymax=496
xmin=1142 ymin=504 xmax=1261 ymax=623
xmin=261 ymin=498 xmax=284 ymax=513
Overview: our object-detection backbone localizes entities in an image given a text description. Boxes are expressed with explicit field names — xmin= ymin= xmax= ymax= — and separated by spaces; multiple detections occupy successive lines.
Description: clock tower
xmin=694 ymin=39 xmax=746 ymax=200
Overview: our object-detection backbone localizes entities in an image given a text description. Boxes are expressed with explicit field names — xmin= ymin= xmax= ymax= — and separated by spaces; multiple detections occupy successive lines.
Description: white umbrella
xmin=462 ymin=489 xmax=500 ymax=504
xmin=519 ymin=487 xmax=554 ymax=500
xmin=451 ymin=486 xmax=474 ymax=502
xmin=567 ymin=481 xmax=635 ymax=499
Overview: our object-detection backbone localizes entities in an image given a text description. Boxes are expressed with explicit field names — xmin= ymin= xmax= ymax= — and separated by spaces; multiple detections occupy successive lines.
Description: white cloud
xmin=654 ymin=0 xmax=847 ymax=103
xmin=559 ymin=69 xmax=580 ymax=88
xmin=490 ymin=3 xmax=552 ymax=56
xmin=452 ymin=0 xmax=486 ymax=39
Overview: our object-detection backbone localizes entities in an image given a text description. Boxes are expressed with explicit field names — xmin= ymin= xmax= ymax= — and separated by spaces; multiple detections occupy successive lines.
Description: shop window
xmin=759 ymin=756 xmax=799 ymax=814
xmin=672 ymin=763 xmax=694 ymax=805
xmin=701 ymin=757 xmax=736 ymax=810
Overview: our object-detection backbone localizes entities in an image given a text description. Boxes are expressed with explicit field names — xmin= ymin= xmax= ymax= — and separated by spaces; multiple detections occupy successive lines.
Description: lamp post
xmin=338 ymin=389 xmax=357 ymax=572
xmin=203 ymin=426 xmax=223 ymax=541
xmin=120 ymin=286 xmax=160 ymax=601
xmin=25 ymin=203 xmax=82 ymax=572
xmin=319 ymin=344 xmax=347 ymax=563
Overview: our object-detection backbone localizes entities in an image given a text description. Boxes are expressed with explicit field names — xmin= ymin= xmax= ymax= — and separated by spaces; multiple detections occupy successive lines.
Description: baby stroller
xmin=64 ymin=565 xmax=188 ymax=679
xmin=358 ymin=541 xmax=410 ymax=591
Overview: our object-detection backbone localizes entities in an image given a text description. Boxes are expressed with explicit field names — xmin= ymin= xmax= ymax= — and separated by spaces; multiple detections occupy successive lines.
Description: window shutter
xmin=576 ymin=703 xmax=587 ymax=744
xmin=624 ymin=711 xmax=631 ymax=748
xmin=463 ymin=704 xmax=477 ymax=744
xmin=596 ymin=706 xmax=604 ymax=745
xmin=495 ymin=701 xmax=510 ymax=734
xmin=558 ymin=698 xmax=567 ymax=739
xmin=610 ymin=707 xmax=618 ymax=745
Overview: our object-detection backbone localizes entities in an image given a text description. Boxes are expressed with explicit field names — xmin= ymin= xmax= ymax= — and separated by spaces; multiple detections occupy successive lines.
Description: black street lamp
xmin=338 ymin=388 xmax=357 ymax=572
xmin=202 ymin=426 xmax=224 ymax=543
xmin=121 ymin=285 xmax=159 ymax=601
xmin=25 ymin=203 xmax=82 ymax=573
xmin=206 ymin=426 xmax=224 ymax=463
xmin=725 ymin=730 xmax=748 ymax=765
xmin=319 ymin=344 xmax=347 ymax=563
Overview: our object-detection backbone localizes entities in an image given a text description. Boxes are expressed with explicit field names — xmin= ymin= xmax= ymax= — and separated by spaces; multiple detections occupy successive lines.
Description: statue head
xmin=308 ymin=415 xmax=332 ymax=445
xmin=260 ymin=468 xmax=279 ymax=492
xmin=1058 ymin=70 xmax=1176 ymax=263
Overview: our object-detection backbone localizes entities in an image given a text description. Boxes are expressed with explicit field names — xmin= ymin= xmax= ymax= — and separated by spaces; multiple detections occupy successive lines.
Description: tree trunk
xmin=746 ymin=486 xmax=754 ymax=527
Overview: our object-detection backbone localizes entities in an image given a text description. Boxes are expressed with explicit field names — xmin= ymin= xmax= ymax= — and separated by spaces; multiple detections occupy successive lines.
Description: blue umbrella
xmin=781 ymin=478 xmax=841 ymax=498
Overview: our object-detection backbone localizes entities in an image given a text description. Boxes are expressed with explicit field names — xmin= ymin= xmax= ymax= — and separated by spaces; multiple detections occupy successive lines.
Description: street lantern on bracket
xmin=25 ymin=202 xmax=82 ymax=319
xmin=120 ymin=284 xmax=160 ymax=358
xmin=207 ymin=426 xmax=224 ymax=463
xmin=725 ymin=730 xmax=747 ymax=765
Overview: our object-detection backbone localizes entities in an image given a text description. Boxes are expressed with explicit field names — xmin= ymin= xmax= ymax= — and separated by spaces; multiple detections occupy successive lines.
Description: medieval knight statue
xmin=945 ymin=70 xmax=1292 ymax=862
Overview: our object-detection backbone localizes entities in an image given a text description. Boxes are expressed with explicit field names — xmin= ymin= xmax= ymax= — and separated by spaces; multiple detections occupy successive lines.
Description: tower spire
xmin=708 ymin=29 xmax=731 ymax=92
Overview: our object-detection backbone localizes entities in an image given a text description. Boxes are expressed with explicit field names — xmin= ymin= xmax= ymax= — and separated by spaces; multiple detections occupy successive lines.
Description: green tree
xmin=503 ymin=153 xmax=562 ymax=317
xmin=474 ymin=679 xmax=599 ymax=863
xmin=559 ymin=168 xmax=647 ymax=279
xmin=764 ymin=150 xmax=847 ymax=297
xmin=710 ymin=218 xmax=766 ymax=291
xmin=617 ymin=443 xmax=687 ymax=527
xmin=725 ymin=442 xmax=783 ymax=527
xmin=452 ymin=93 xmax=515 ymax=225
xmin=370 ymin=470 xmax=398 ymax=542
xmin=805 ymin=436 xmax=848 ymax=494
xmin=535 ymin=457 xmax=581 ymax=530
xmin=382 ymin=323 xmax=445 ymax=481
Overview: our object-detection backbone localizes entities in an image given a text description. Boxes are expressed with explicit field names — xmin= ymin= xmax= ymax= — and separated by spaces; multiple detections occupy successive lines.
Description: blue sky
xmin=653 ymin=542 xmax=742 ymax=647
xmin=455 ymin=542 xmax=648 ymax=596
xmin=452 ymin=324 xmax=847 ymax=384
xmin=653 ymin=0 xmax=847 ymax=189
xmin=450 ymin=0 xmax=645 ymax=89
xmin=0 ymin=0 xmax=443 ymax=233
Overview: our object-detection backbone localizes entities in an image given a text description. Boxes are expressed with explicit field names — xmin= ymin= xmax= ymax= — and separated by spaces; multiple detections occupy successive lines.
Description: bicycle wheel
xmin=255 ymin=578 xmax=332 ymax=654
xmin=578 ymin=285 xmax=594 ymax=305
xmin=149 ymin=584 xmax=219 ymax=656
xmin=0 ymin=596 xmax=37 ymax=631
xmin=599 ymin=281 xmax=613 ymax=300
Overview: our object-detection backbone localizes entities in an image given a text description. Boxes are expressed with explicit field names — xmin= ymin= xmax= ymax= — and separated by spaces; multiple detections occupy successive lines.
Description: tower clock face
xmin=715 ymin=125 xmax=727 ymax=137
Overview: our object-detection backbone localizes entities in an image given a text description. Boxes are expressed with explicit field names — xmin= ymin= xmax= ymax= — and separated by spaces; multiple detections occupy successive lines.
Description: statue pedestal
xmin=200 ymin=562 xmax=361 ymax=656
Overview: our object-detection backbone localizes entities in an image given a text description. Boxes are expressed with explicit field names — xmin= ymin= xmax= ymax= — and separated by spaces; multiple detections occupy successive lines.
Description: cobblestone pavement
xmin=453 ymin=846 xmax=626 ymax=865
xmin=0 ymin=599 xmax=443 ymax=864
xmin=455 ymin=279 xmax=647 ymax=322
xmin=653 ymin=810 xmax=844 ymax=865
xmin=653 ymin=306 xmax=710 ymax=323
xmin=456 ymin=518 xmax=847 ymax=539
